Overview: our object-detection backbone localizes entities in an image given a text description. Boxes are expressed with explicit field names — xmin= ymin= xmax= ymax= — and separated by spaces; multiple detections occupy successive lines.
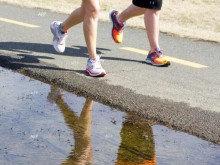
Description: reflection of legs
xmin=79 ymin=99 xmax=93 ymax=135
xmin=47 ymin=87 xmax=93 ymax=164
xmin=115 ymin=115 xmax=156 ymax=165
xmin=75 ymin=99 xmax=93 ymax=164
xmin=67 ymin=99 xmax=93 ymax=165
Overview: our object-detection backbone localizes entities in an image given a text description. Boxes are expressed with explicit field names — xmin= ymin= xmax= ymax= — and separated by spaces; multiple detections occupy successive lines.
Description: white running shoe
xmin=85 ymin=56 xmax=106 ymax=77
xmin=50 ymin=21 xmax=68 ymax=53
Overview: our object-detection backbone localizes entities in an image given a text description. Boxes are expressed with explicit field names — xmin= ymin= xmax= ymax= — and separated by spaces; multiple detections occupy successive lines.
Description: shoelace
xmin=117 ymin=23 xmax=125 ymax=33
xmin=153 ymin=48 xmax=164 ymax=58
xmin=113 ymin=12 xmax=126 ymax=32
xmin=98 ymin=54 xmax=105 ymax=62
xmin=115 ymin=20 xmax=126 ymax=33
xmin=92 ymin=54 xmax=104 ymax=69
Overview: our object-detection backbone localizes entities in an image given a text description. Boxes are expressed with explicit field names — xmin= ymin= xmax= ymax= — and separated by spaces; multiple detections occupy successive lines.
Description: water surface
xmin=0 ymin=67 xmax=220 ymax=165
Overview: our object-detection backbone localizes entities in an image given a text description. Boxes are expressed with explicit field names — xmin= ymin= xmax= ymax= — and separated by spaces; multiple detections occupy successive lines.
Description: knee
xmin=85 ymin=2 xmax=100 ymax=19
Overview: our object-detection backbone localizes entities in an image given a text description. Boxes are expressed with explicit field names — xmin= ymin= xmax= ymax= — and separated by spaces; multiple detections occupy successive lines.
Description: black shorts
xmin=132 ymin=0 xmax=163 ymax=10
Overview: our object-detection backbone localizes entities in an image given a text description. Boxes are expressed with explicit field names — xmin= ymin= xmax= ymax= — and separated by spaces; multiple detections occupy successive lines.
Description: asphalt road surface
xmin=0 ymin=3 xmax=220 ymax=143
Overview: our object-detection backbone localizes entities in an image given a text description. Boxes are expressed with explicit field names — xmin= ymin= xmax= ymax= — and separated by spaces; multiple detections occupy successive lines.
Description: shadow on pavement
xmin=0 ymin=42 xmax=109 ymax=57
xmin=0 ymin=42 xmax=100 ymax=73
xmin=0 ymin=42 xmax=143 ymax=64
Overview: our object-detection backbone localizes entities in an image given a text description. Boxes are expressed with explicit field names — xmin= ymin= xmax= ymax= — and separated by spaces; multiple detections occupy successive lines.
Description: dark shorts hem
xmin=132 ymin=0 xmax=163 ymax=10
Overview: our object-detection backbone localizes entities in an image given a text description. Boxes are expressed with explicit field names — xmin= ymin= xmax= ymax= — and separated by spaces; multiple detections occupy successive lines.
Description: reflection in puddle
xmin=0 ymin=67 xmax=220 ymax=165
xmin=48 ymin=86 xmax=155 ymax=165
xmin=48 ymin=86 xmax=94 ymax=164
xmin=115 ymin=115 xmax=155 ymax=165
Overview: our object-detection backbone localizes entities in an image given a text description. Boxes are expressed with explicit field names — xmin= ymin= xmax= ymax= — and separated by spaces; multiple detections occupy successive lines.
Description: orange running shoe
xmin=145 ymin=48 xmax=170 ymax=66
xmin=109 ymin=10 xmax=125 ymax=43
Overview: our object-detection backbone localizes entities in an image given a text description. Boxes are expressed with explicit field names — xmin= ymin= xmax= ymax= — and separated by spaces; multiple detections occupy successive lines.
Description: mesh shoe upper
xmin=110 ymin=10 xmax=125 ymax=43
xmin=50 ymin=21 xmax=68 ymax=53
xmin=145 ymin=48 xmax=170 ymax=66
xmin=86 ymin=56 xmax=106 ymax=77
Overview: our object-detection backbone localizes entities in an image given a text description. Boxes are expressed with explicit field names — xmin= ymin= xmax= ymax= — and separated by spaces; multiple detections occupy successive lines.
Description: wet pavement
xmin=0 ymin=66 xmax=220 ymax=165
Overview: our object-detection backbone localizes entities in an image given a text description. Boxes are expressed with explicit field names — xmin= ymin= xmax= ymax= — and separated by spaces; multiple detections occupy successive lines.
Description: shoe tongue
xmin=118 ymin=22 xmax=124 ymax=27
xmin=155 ymin=48 xmax=161 ymax=52
xmin=90 ymin=58 xmax=97 ymax=62
xmin=91 ymin=55 xmax=101 ymax=62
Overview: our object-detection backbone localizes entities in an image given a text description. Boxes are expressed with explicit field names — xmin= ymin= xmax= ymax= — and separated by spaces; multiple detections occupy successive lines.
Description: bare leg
xmin=82 ymin=0 xmax=100 ymax=59
xmin=118 ymin=4 xmax=145 ymax=23
xmin=144 ymin=9 xmax=160 ymax=52
xmin=60 ymin=0 xmax=99 ymax=60
xmin=61 ymin=4 xmax=85 ymax=31
xmin=117 ymin=4 xmax=160 ymax=52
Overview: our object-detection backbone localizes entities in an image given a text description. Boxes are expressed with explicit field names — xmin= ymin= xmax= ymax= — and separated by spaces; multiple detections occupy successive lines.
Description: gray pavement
xmin=0 ymin=3 xmax=220 ymax=143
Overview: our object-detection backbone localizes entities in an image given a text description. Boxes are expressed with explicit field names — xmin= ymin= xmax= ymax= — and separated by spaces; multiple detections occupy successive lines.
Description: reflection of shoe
xmin=145 ymin=48 xmax=170 ymax=66
xmin=85 ymin=56 xmax=106 ymax=77
xmin=110 ymin=10 xmax=125 ymax=43
xmin=50 ymin=21 xmax=68 ymax=53
xmin=47 ymin=86 xmax=61 ymax=104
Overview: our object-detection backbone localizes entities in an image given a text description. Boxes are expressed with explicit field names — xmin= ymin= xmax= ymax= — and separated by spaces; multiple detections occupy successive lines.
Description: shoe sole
xmin=85 ymin=69 xmax=106 ymax=77
xmin=145 ymin=59 xmax=171 ymax=66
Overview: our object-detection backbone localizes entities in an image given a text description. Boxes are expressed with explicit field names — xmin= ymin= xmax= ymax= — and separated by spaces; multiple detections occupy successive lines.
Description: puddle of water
xmin=0 ymin=67 xmax=220 ymax=165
